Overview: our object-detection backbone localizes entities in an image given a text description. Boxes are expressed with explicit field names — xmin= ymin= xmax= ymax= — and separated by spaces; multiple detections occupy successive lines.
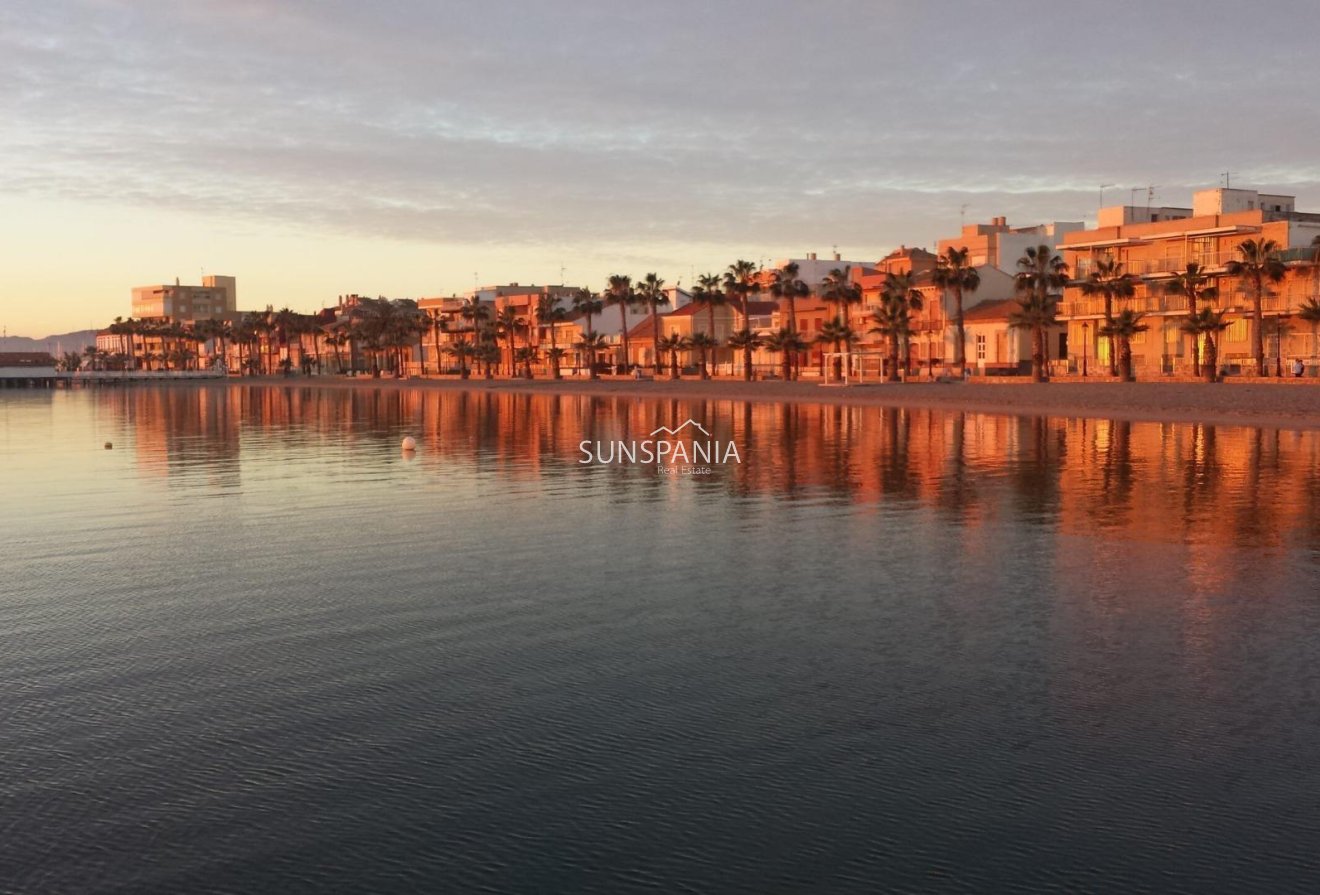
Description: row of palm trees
xmin=1074 ymin=236 xmax=1320 ymax=382
xmin=101 ymin=238 xmax=1320 ymax=385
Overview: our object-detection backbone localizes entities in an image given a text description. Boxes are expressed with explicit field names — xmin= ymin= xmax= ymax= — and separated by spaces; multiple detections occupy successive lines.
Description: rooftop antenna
xmin=960 ymin=203 xmax=969 ymax=226
xmin=1129 ymin=187 xmax=1141 ymax=207
xmin=559 ymin=262 xmax=566 ymax=285
xmin=1099 ymin=183 xmax=1114 ymax=208
xmin=1146 ymin=185 xmax=1158 ymax=210
xmin=1222 ymin=171 xmax=1236 ymax=189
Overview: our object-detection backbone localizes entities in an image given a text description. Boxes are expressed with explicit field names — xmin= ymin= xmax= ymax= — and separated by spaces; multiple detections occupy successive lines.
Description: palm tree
xmin=932 ymin=246 xmax=981 ymax=376
xmin=692 ymin=272 xmax=726 ymax=341
xmin=1013 ymin=244 xmax=1070 ymax=382
xmin=1008 ymin=292 xmax=1062 ymax=383
xmin=495 ymin=305 xmax=520 ymax=376
xmin=536 ymin=294 xmax=568 ymax=378
xmin=1225 ymin=238 xmax=1286 ymax=375
xmin=446 ymin=341 xmax=474 ymax=379
xmin=1097 ymin=310 xmax=1149 ymax=382
xmin=726 ymin=328 xmax=762 ymax=381
xmin=514 ymin=345 xmax=537 ymax=379
xmin=817 ymin=318 xmax=857 ymax=381
xmin=425 ymin=311 xmax=447 ymax=376
xmin=576 ymin=331 xmax=609 ymax=379
xmin=1180 ymin=309 xmax=1230 ymax=382
xmin=1079 ymin=256 xmax=1136 ymax=376
xmin=1165 ymin=261 xmax=1220 ymax=377
xmin=770 ymin=261 xmax=809 ymax=335
xmin=604 ymin=274 xmax=635 ymax=372
xmin=545 ymin=347 xmax=567 ymax=379
xmin=325 ymin=321 xmax=350 ymax=374
xmin=635 ymin=272 xmax=669 ymax=375
xmin=571 ymin=288 xmax=603 ymax=336
xmin=474 ymin=341 xmax=499 ymax=379
xmin=460 ymin=296 xmax=491 ymax=346
xmin=723 ymin=260 xmax=760 ymax=329
xmin=1298 ymin=297 xmax=1320 ymax=365
xmin=763 ymin=328 xmax=808 ymax=381
xmin=821 ymin=268 xmax=862 ymax=375
xmin=884 ymin=272 xmax=924 ymax=376
xmin=657 ymin=333 xmax=689 ymax=379
xmin=689 ymin=332 xmax=718 ymax=380
xmin=868 ymin=301 xmax=912 ymax=382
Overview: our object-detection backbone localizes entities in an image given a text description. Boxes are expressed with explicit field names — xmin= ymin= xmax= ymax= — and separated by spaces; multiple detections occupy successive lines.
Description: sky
xmin=3 ymin=0 xmax=1320 ymax=337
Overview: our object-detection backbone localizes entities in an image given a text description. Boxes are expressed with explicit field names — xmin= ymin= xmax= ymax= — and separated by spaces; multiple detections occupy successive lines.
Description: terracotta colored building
xmin=1058 ymin=187 xmax=1320 ymax=375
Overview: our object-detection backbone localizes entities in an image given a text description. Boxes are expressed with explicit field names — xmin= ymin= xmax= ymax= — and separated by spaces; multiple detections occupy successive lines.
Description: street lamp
xmin=1081 ymin=321 xmax=1089 ymax=377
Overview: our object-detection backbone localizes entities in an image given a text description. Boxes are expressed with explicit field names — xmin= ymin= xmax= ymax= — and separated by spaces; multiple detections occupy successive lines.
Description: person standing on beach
xmin=1293 ymin=357 xmax=1305 ymax=378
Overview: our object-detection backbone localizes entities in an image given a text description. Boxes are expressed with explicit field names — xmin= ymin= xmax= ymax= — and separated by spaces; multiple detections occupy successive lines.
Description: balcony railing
xmin=1062 ymin=290 xmax=1316 ymax=318
xmin=1072 ymin=246 xmax=1319 ymax=279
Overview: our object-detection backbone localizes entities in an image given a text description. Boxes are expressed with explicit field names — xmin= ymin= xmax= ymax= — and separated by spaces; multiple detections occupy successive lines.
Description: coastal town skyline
xmin=5 ymin=0 xmax=1320 ymax=336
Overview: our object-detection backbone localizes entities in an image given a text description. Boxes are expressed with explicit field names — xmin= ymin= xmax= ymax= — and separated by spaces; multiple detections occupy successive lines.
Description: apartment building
xmin=1058 ymin=187 xmax=1320 ymax=375
xmin=131 ymin=275 xmax=238 ymax=322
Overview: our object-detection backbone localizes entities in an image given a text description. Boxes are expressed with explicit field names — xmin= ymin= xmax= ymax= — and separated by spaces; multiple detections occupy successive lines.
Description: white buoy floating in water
xmin=401 ymin=436 xmax=417 ymax=453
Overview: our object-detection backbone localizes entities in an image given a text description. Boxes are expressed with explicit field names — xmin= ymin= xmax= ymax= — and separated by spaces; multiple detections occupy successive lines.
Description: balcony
xmin=1072 ymin=246 xmax=1319 ymax=280
xmin=1062 ymin=289 xmax=1312 ymax=319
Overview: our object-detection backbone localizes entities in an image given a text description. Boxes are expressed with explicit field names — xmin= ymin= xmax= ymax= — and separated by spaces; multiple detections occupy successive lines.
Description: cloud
xmin=3 ymin=0 xmax=1320 ymax=268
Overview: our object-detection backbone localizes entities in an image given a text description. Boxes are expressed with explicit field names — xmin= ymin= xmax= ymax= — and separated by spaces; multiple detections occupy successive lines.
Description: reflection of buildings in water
xmin=107 ymin=385 xmax=1320 ymax=556
xmin=100 ymin=387 xmax=242 ymax=486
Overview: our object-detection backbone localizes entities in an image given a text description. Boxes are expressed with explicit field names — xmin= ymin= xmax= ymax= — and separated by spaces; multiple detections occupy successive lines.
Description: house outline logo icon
xmin=648 ymin=420 xmax=712 ymax=438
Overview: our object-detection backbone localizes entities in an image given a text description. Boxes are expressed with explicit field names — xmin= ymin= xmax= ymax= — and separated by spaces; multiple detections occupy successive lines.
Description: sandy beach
xmin=214 ymin=375 xmax=1320 ymax=431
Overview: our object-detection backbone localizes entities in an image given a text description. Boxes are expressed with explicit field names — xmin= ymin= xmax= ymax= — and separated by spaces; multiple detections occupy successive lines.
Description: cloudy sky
xmin=3 ymin=0 xmax=1319 ymax=335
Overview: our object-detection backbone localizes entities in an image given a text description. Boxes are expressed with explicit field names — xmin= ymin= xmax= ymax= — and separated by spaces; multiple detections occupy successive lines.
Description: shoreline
xmin=161 ymin=374 xmax=1320 ymax=431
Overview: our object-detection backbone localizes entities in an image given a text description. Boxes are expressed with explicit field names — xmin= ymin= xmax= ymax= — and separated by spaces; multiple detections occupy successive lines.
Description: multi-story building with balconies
xmin=1058 ymin=188 xmax=1320 ymax=375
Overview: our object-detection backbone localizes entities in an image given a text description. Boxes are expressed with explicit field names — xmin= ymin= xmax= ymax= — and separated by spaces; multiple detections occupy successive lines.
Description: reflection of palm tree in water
xmin=1180 ymin=424 xmax=1220 ymax=537
xmin=878 ymin=407 xmax=914 ymax=498
xmin=1010 ymin=416 xmax=1063 ymax=520
xmin=1095 ymin=419 xmax=1135 ymax=528
xmin=935 ymin=412 xmax=977 ymax=520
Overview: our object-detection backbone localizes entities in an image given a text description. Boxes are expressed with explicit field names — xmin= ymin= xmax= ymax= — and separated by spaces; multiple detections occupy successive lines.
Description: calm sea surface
xmin=3 ymin=385 xmax=1320 ymax=894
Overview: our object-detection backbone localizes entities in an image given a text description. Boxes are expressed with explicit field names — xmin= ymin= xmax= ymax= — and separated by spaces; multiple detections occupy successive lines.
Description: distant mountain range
xmin=0 ymin=330 xmax=99 ymax=355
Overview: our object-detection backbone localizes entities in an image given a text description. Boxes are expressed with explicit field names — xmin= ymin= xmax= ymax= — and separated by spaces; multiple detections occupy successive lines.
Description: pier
xmin=0 ymin=370 xmax=226 ymax=389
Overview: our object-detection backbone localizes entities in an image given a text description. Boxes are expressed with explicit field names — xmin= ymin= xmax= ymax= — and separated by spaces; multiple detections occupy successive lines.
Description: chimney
xmin=833 ymin=251 xmax=841 ymax=261
xmin=808 ymin=252 xmax=817 ymax=260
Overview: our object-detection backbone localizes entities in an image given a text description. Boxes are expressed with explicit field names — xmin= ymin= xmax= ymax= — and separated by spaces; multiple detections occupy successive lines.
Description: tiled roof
xmin=962 ymin=298 xmax=1020 ymax=323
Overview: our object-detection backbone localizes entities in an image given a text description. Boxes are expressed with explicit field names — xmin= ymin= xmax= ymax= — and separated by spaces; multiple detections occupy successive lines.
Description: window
xmin=975 ymin=334 xmax=986 ymax=360
xmin=1226 ymin=319 xmax=1248 ymax=342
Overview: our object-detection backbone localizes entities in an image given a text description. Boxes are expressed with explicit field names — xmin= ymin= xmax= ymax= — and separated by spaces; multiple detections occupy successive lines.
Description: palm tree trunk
xmin=1205 ymin=335 xmax=1219 ymax=383
xmin=651 ymin=306 xmax=661 ymax=375
xmin=888 ymin=335 xmax=900 ymax=382
xmin=1188 ymin=291 xmax=1201 ymax=377
xmin=618 ymin=304 xmax=629 ymax=373
xmin=742 ymin=344 xmax=753 ymax=381
xmin=1032 ymin=325 xmax=1046 ymax=382
xmin=953 ymin=285 xmax=966 ymax=376
xmin=1252 ymin=279 xmax=1266 ymax=375
xmin=1105 ymin=296 xmax=1117 ymax=377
